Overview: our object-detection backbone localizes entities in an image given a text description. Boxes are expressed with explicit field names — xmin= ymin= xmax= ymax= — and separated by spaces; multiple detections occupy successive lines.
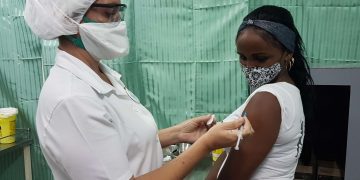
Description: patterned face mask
xmin=242 ymin=63 xmax=282 ymax=89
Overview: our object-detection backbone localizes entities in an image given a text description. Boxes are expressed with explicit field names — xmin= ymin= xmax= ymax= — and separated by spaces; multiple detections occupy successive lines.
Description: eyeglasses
xmin=90 ymin=3 xmax=127 ymax=22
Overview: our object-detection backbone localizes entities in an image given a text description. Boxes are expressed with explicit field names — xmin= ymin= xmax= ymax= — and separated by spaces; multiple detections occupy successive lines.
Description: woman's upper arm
xmin=218 ymin=91 xmax=281 ymax=180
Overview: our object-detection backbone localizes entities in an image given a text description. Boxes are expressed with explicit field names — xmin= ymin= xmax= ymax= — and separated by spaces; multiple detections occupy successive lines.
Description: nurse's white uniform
xmin=36 ymin=49 xmax=163 ymax=180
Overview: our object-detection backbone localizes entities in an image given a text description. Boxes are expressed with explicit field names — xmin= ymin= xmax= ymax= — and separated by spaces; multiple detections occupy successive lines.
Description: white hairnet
xmin=24 ymin=0 xmax=95 ymax=40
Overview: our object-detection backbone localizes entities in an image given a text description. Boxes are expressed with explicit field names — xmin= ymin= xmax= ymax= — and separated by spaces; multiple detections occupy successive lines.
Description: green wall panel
xmin=134 ymin=1 xmax=194 ymax=62
xmin=1 ymin=0 xmax=359 ymax=179
xmin=249 ymin=0 xmax=360 ymax=68
xmin=0 ymin=18 xmax=16 ymax=60
xmin=195 ymin=61 xmax=248 ymax=121
xmin=140 ymin=62 xmax=195 ymax=128
xmin=193 ymin=1 xmax=248 ymax=61
xmin=0 ymin=60 xmax=19 ymax=107
xmin=31 ymin=146 xmax=53 ymax=180
xmin=0 ymin=149 xmax=25 ymax=180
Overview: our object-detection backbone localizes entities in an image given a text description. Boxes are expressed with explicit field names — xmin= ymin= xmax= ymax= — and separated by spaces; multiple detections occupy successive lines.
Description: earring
xmin=288 ymin=57 xmax=294 ymax=70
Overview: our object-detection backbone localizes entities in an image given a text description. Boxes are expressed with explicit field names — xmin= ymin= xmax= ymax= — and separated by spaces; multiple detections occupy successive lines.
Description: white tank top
xmin=219 ymin=82 xmax=305 ymax=180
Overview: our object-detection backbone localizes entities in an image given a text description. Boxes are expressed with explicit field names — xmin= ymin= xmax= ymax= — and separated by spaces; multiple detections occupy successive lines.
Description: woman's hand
xmin=176 ymin=114 xmax=214 ymax=144
xmin=141 ymin=117 xmax=254 ymax=180
xmin=137 ymin=117 xmax=253 ymax=180
xmin=199 ymin=117 xmax=254 ymax=151
xmin=159 ymin=115 xmax=254 ymax=148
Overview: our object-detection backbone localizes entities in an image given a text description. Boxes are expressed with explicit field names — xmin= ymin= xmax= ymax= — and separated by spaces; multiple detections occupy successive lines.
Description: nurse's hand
xmin=199 ymin=117 xmax=254 ymax=151
xmin=176 ymin=114 xmax=214 ymax=143
xmin=137 ymin=117 xmax=253 ymax=180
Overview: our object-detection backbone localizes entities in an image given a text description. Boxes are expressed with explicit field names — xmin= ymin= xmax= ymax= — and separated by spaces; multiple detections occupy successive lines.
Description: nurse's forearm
xmin=158 ymin=126 xmax=181 ymax=148
xmin=134 ymin=137 xmax=210 ymax=180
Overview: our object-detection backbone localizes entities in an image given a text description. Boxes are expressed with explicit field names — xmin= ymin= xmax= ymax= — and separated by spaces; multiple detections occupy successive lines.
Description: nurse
xmin=24 ymin=0 xmax=253 ymax=179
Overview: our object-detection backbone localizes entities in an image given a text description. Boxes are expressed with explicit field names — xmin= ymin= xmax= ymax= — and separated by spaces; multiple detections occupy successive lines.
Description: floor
xmin=295 ymin=160 xmax=344 ymax=180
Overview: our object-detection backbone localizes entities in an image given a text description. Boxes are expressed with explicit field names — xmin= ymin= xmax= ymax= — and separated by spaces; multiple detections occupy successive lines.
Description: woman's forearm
xmin=135 ymin=137 xmax=210 ymax=180
xmin=158 ymin=126 xmax=181 ymax=148
xmin=136 ymin=119 xmax=248 ymax=180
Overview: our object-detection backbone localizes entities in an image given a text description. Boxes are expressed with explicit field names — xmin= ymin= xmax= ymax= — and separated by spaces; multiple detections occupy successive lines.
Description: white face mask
xmin=78 ymin=21 xmax=129 ymax=60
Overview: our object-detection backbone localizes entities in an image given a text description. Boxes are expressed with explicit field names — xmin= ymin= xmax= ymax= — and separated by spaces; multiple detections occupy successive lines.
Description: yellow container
xmin=212 ymin=148 xmax=224 ymax=162
xmin=0 ymin=108 xmax=18 ymax=143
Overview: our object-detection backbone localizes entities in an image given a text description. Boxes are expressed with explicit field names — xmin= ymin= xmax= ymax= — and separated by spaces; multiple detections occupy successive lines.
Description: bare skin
xmin=58 ymin=0 xmax=255 ymax=179
xmin=207 ymin=27 xmax=295 ymax=180
xmin=58 ymin=0 xmax=120 ymax=85
xmin=134 ymin=118 xmax=254 ymax=180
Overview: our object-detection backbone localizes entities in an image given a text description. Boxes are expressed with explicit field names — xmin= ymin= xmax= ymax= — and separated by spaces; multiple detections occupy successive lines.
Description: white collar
xmin=54 ymin=49 xmax=125 ymax=95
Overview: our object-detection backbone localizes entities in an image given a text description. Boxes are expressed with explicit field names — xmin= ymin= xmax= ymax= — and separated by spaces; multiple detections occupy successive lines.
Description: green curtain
xmin=1 ymin=0 xmax=359 ymax=179
xmin=250 ymin=0 xmax=360 ymax=68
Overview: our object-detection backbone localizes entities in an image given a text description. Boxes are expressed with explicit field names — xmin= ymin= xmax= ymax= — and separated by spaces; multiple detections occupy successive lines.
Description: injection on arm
xmin=234 ymin=111 xmax=247 ymax=150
